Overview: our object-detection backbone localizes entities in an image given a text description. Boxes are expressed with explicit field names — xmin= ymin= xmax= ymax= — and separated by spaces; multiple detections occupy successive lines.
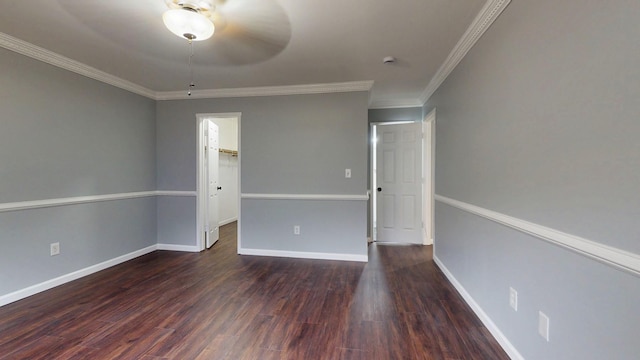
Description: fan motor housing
xmin=177 ymin=0 xmax=213 ymax=11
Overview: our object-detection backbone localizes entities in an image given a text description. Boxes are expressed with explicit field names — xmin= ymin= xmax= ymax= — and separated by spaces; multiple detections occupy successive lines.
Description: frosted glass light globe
xmin=163 ymin=9 xmax=214 ymax=41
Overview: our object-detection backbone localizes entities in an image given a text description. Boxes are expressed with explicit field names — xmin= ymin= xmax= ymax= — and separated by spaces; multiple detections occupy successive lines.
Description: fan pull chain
xmin=187 ymin=40 xmax=195 ymax=96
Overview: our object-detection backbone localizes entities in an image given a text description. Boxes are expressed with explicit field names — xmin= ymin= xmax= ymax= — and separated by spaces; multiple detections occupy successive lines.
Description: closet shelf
xmin=219 ymin=148 xmax=238 ymax=157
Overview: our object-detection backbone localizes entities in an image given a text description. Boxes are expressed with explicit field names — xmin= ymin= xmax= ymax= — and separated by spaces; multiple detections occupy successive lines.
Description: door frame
xmin=423 ymin=109 xmax=436 ymax=246
xmin=370 ymin=120 xmax=421 ymax=243
xmin=369 ymin=114 xmax=435 ymax=245
xmin=196 ymin=112 xmax=242 ymax=251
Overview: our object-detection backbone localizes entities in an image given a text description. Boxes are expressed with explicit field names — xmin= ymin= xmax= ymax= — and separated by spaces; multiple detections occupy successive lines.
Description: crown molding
xmin=419 ymin=0 xmax=511 ymax=104
xmin=1 ymin=0 xmax=512 ymax=107
xmin=0 ymin=33 xmax=374 ymax=101
xmin=0 ymin=32 xmax=373 ymax=101
xmin=155 ymin=80 xmax=374 ymax=100
xmin=0 ymin=32 xmax=157 ymax=99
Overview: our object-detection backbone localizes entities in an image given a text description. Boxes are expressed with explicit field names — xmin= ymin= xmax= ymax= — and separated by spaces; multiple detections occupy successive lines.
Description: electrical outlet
xmin=345 ymin=169 xmax=352 ymax=178
xmin=50 ymin=242 xmax=60 ymax=256
xmin=509 ymin=287 xmax=518 ymax=311
xmin=293 ymin=225 xmax=300 ymax=235
xmin=538 ymin=311 xmax=550 ymax=341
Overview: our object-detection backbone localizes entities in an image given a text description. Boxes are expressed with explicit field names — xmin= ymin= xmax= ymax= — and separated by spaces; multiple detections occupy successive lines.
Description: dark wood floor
xmin=0 ymin=223 xmax=508 ymax=359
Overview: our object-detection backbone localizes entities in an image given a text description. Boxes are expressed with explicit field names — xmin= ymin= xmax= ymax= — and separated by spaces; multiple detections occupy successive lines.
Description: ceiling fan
xmin=162 ymin=0 xmax=291 ymax=65
xmin=163 ymin=0 xmax=218 ymax=41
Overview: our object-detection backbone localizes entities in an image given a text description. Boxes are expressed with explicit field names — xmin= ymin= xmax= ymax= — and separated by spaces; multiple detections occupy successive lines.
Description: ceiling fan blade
xmin=202 ymin=0 xmax=292 ymax=65
xmin=55 ymin=0 xmax=180 ymax=57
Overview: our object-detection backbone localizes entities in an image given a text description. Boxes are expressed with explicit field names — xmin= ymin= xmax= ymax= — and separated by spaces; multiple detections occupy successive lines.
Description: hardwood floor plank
xmin=0 ymin=222 xmax=509 ymax=360
xmin=1 ymin=336 xmax=70 ymax=360
xmin=53 ymin=345 xmax=102 ymax=360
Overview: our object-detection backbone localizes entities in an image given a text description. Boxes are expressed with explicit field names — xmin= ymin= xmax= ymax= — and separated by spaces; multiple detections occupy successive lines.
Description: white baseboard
xmin=433 ymin=255 xmax=524 ymax=360
xmin=0 ymin=245 xmax=157 ymax=307
xmin=239 ymin=248 xmax=368 ymax=262
xmin=157 ymin=244 xmax=201 ymax=252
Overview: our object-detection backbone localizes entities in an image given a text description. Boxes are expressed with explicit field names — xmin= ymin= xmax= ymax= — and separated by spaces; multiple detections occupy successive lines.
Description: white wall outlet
xmin=538 ymin=311 xmax=550 ymax=341
xmin=345 ymin=168 xmax=351 ymax=178
xmin=50 ymin=242 xmax=60 ymax=256
xmin=293 ymin=225 xmax=300 ymax=235
xmin=509 ymin=287 xmax=518 ymax=311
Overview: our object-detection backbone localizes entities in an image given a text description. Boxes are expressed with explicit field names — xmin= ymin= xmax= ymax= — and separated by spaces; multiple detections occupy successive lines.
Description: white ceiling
xmin=0 ymin=0 xmax=491 ymax=107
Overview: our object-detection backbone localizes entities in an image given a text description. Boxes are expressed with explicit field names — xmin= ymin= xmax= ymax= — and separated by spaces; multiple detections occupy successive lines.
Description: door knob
xmin=377 ymin=187 xmax=382 ymax=192
xmin=217 ymin=186 xmax=222 ymax=190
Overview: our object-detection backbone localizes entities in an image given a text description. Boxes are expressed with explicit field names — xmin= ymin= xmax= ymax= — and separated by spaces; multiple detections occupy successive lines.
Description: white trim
xmin=419 ymin=0 xmax=511 ymax=104
xmin=0 ymin=191 xmax=198 ymax=213
xmin=157 ymin=244 xmax=201 ymax=252
xmin=0 ymin=191 xmax=157 ymax=213
xmin=434 ymin=256 xmax=525 ymax=360
xmin=219 ymin=217 xmax=238 ymax=226
xmin=156 ymin=81 xmax=374 ymax=100
xmin=241 ymin=193 xmax=369 ymax=201
xmin=0 ymin=32 xmax=156 ymax=99
xmin=0 ymin=245 xmax=157 ymax=307
xmin=239 ymin=248 xmax=368 ymax=262
xmin=372 ymin=120 xmax=420 ymax=126
xmin=197 ymin=113 xmax=242 ymax=252
xmin=435 ymin=194 xmax=640 ymax=276
xmin=368 ymin=99 xmax=423 ymax=109
xmin=422 ymin=109 xmax=436 ymax=246
xmin=0 ymin=33 xmax=372 ymax=102
xmin=370 ymin=121 xmax=423 ymax=243
xmin=156 ymin=190 xmax=197 ymax=197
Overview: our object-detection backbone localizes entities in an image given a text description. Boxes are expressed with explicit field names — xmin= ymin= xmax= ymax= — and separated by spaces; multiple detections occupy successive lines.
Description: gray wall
xmin=157 ymin=92 xmax=369 ymax=257
xmin=426 ymin=1 xmax=640 ymax=359
xmin=0 ymin=48 xmax=157 ymax=296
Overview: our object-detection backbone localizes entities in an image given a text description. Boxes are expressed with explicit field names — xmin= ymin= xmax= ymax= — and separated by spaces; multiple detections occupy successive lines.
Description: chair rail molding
xmin=241 ymin=193 xmax=369 ymax=201
xmin=435 ymin=194 xmax=640 ymax=276
xmin=0 ymin=190 xmax=197 ymax=213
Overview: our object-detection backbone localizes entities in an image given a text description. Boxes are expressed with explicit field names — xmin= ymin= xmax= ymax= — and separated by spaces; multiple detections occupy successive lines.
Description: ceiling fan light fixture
xmin=163 ymin=8 xmax=215 ymax=41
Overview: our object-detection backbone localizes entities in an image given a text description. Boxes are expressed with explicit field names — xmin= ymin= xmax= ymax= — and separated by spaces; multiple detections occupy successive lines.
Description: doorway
xmin=197 ymin=113 xmax=241 ymax=251
xmin=371 ymin=117 xmax=433 ymax=245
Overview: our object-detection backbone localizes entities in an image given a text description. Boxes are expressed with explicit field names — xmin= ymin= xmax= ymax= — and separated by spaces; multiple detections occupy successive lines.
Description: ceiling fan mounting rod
xmin=177 ymin=0 xmax=214 ymax=12
xmin=181 ymin=6 xmax=199 ymax=13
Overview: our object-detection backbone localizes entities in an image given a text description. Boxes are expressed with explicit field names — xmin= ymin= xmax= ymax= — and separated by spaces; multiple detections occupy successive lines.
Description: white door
xmin=206 ymin=120 xmax=220 ymax=248
xmin=375 ymin=122 xmax=422 ymax=244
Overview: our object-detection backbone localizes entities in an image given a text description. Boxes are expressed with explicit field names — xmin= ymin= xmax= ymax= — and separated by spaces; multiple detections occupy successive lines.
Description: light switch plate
xmin=345 ymin=169 xmax=351 ymax=178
